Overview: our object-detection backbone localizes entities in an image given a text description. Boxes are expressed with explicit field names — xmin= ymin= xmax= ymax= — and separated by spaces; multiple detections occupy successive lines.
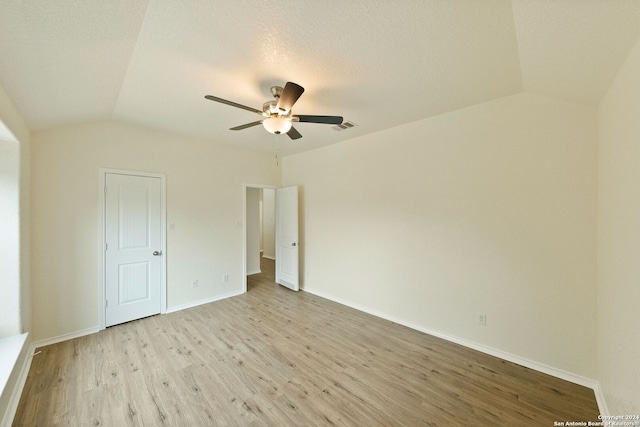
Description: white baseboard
xmin=31 ymin=326 xmax=100 ymax=350
xmin=246 ymin=269 xmax=262 ymax=276
xmin=302 ymin=286 xmax=606 ymax=413
xmin=593 ymin=383 xmax=609 ymax=416
xmin=22 ymin=290 xmax=245 ymax=347
xmin=165 ymin=289 xmax=244 ymax=314
xmin=262 ymin=255 xmax=275 ymax=260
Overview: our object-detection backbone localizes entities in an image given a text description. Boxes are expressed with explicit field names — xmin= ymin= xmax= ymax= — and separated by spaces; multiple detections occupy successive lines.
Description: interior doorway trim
xmin=243 ymin=183 xmax=277 ymax=293
xmin=98 ymin=168 xmax=167 ymax=330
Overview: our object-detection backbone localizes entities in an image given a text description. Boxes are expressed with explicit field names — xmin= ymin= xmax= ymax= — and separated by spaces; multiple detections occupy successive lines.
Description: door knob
xmin=291 ymin=242 xmax=297 ymax=247
xmin=153 ymin=251 xmax=162 ymax=256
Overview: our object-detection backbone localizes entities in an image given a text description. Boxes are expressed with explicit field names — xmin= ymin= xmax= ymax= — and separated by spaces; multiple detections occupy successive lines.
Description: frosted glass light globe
xmin=262 ymin=117 xmax=292 ymax=135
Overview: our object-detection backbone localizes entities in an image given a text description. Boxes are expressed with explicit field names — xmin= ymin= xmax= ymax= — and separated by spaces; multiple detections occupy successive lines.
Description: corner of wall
xmin=596 ymin=31 xmax=640 ymax=416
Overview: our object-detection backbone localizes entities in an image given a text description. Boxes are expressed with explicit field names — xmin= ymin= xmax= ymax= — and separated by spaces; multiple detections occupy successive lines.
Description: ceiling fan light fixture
xmin=262 ymin=117 xmax=292 ymax=135
xmin=205 ymin=81 xmax=343 ymax=140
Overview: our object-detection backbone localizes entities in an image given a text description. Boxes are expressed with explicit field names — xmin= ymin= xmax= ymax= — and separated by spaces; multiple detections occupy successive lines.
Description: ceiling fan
xmin=204 ymin=82 xmax=343 ymax=140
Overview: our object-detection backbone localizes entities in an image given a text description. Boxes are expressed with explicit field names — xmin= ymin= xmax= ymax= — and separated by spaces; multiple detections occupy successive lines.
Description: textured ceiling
xmin=0 ymin=0 xmax=639 ymax=155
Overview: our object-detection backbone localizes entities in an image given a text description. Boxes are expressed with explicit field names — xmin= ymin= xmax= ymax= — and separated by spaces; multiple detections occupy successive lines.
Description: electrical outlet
xmin=192 ymin=280 xmax=198 ymax=288
xmin=223 ymin=274 xmax=229 ymax=283
xmin=477 ymin=314 xmax=487 ymax=326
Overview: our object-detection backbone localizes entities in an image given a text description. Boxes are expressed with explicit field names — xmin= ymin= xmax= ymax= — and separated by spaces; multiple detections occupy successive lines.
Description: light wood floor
xmin=14 ymin=257 xmax=599 ymax=426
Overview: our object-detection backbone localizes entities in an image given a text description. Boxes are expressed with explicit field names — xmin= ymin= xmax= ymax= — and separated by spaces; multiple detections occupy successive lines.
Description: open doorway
xmin=243 ymin=184 xmax=299 ymax=293
xmin=244 ymin=185 xmax=276 ymax=292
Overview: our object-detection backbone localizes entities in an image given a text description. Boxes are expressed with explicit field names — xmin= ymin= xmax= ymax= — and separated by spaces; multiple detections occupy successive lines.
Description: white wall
xmin=283 ymin=92 xmax=598 ymax=379
xmin=31 ymin=120 xmax=280 ymax=341
xmin=246 ymin=187 xmax=261 ymax=275
xmin=597 ymin=35 xmax=640 ymax=414
xmin=262 ymin=188 xmax=275 ymax=259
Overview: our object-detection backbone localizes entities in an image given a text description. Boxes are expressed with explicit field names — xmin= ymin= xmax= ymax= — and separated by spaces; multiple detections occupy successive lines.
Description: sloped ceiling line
xmin=0 ymin=0 xmax=639 ymax=155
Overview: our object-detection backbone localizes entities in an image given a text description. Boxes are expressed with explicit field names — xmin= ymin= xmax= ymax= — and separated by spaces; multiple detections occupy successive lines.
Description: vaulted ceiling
xmin=1 ymin=1 xmax=639 ymax=155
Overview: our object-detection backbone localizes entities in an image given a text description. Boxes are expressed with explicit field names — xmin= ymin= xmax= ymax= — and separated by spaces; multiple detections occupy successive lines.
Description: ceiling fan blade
xmin=293 ymin=115 xmax=343 ymax=125
xmin=276 ymin=82 xmax=305 ymax=113
xmin=205 ymin=95 xmax=263 ymax=115
xmin=230 ymin=120 xmax=263 ymax=131
xmin=287 ymin=126 xmax=302 ymax=140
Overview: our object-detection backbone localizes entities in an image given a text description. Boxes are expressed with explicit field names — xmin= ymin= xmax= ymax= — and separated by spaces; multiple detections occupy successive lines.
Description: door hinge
xmin=104 ymin=185 xmax=107 ymax=195
xmin=105 ymin=299 xmax=108 ymax=308
xmin=105 ymin=242 xmax=108 ymax=251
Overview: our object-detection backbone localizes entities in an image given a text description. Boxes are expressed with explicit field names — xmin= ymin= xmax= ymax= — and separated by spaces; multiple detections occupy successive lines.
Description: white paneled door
xmin=275 ymin=186 xmax=299 ymax=291
xmin=105 ymin=173 xmax=163 ymax=327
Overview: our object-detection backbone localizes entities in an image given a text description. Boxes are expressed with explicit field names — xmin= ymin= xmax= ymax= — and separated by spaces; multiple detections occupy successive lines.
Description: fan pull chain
xmin=274 ymin=134 xmax=281 ymax=166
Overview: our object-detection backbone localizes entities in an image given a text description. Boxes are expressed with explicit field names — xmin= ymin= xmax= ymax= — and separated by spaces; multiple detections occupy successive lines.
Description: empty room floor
xmin=13 ymin=258 xmax=599 ymax=426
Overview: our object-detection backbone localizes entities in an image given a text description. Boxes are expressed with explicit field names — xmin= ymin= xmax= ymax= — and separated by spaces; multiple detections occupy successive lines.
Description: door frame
xmin=98 ymin=168 xmax=167 ymax=330
xmin=242 ymin=183 xmax=277 ymax=293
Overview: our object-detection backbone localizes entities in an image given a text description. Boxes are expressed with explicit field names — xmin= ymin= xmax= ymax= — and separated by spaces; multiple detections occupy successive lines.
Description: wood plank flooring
xmin=13 ymin=257 xmax=600 ymax=426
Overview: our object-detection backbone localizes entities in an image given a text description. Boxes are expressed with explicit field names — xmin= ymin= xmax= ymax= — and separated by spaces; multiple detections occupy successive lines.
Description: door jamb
xmin=243 ymin=183 xmax=277 ymax=293
xmin=98 ymin=168 xmax=167 ymax=330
